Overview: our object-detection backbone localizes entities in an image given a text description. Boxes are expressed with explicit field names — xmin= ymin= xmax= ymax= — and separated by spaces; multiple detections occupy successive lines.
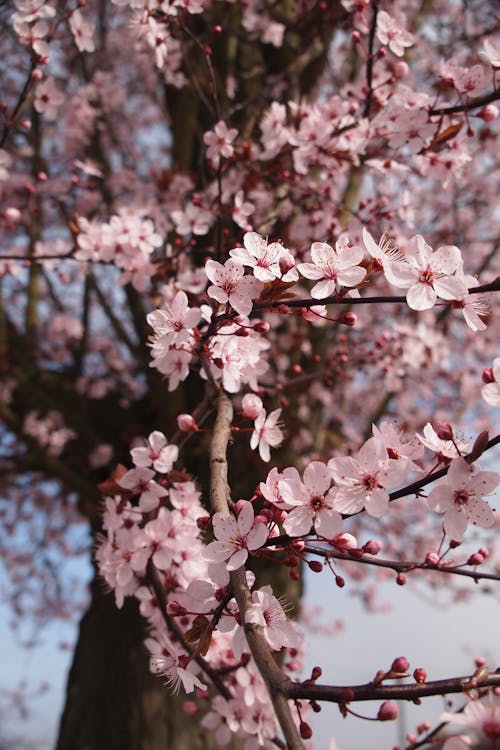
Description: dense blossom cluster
xmin=1 ymin=0 xmax=499 ymax=748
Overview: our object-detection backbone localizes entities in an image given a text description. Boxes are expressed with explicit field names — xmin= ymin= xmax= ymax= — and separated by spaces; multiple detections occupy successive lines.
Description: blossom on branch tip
xmin=427 ymin=457 xmax=498 ymax=541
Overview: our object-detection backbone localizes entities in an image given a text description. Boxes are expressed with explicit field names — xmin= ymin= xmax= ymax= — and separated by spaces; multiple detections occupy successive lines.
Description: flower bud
xmin=425 ymin=552 xmax=440 ymax=566
xmin=482 ymin=367 xmax=495 ymax=384
xmin=279 ymin=252 xmax=296 ymax=275
xmin=391 ymin=657 xmax=410 ymax=673
xmin=253 ymin=320 xmax=270 ymax=334
xmin=341 ymin=312 xmax=357 ymax=327
xmin=436 ymin=422 xmax=453 ymax=440
xmin=241 ymin=394 xmax=263 ymax=419
xmin=299 ymin=722 xmax=313 ymax=739
xmin=363 ymin=539 xmax=382 ymax=555
xmin=183 ymin=701 xmax=199 ymax=716
xmin=467 ymin=552 xmax=484 ymax=565
xmin=308 ymin=560 xmax=323 ymax=573
xmin=413 ymin=668 xmax=427 ymax=684
xmin=377 ymin=701 xmax=399 ymax=721
xmin=177 ymin=414 xmax=198 ymax=432
xmin=479 ymin=104 xmax=499 ymax=121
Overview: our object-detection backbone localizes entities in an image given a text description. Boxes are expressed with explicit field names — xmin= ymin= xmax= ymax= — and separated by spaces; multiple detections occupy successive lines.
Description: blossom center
xmin=453 ymin=489 xmax=472 ymax=506
xmin=309 ymin=494 xmax=325 ymax=512
xmin=419 ymin=267 xmax=435 ymax=286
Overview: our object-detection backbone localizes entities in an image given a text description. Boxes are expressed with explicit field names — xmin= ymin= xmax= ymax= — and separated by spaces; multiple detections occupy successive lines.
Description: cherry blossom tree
xmin=0 ymin=1 xmax=499 ymax=749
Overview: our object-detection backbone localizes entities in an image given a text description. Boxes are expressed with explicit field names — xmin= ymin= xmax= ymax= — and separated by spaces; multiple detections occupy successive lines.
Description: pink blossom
xmin=416 ymin=423 xmax=469 ymax=459
xmin=441 ymin=700 xmax=500 ymax=745
xmin=230 ymin=232 xmax=298 ymax=282
xmin=245 ymin=585 xmax=300 ymax=651
xmin=250 ymin=408 xmax=283 ymax=462
xmin=298 ymin=238 xmax=366 ymax=298
xmin=385 ymin=235 xmax=467 ymax=310
xmin=34 ymin=77 xmax=65 ymax=119
xmin=480 ymin=39 xmax=500 ymax=68
xmin=376 ymin=10 xmax=414 ymax=57
xmin=150 ymin=347 xmax=192 ymax=391
xmin=147 ymin=291 xmax=201 ymax=348
xmin=205 ymin=259 xmax=263 ymax=316
xmin=427 ymin=457 xmax=498 ymax=540
xmin=146 ymin=632 xmax=206 ymax=694
xmin=171 ymin=203 xmax=213 ymax=236
xmin=130 ymin=431 xmax=178 ymax=473
xmin=203 ymin=120 xmax=238 ymax=166
xmin=328 ymin=437 xmax=408 ymax=518
xmin=69 ymin=9 xmax=95 ymax=52
xmin=117 ymin=467 xmax=167 ymax=512
xmin=278 ymin=462 xmax=343 ymax=537
xmin=203 ymin=501 xmax=269 ymax=571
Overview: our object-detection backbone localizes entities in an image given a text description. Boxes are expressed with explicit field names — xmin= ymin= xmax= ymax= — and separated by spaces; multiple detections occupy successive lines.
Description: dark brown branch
xmin=287 ymin=669 xmax=500 ymax=703
xmin=302 ymin=546 xmax=500 ymax=583
xmin=429 ymin=88 xmax=500 ymax=117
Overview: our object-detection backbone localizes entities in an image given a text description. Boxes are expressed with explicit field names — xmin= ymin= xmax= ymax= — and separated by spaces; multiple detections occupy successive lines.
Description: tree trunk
xmin=56 ymin=572 xmax=235 ymax=750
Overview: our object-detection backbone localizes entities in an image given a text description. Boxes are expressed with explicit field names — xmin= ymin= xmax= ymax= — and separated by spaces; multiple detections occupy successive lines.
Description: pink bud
xmin=183 ymin=701 xmax=199 ymax=716
xmin=177 ymin=414 xmax=198 ymax=432
xmin=479 ymin=104 xmax=499 ymax=121
xmin=341 ymin=312 xmax=357 ymax=327
xmin=467 ymin=552 xmax=484 ymax=565
xmin=31 ymin=68 xmax=43 ymax=81
xmin=253 ymin=320 xmax=270 ymax=334
xmin=196 ymin=516 xmax=211 ymax=531
xmin=436 ymin=422 xmax=453 ymax=440
xmin=417 ymin=722 xmax=431 ymax=734
xmin=391 ymin=657 xmax=410 ymax=673
xmin=425 ymin=552 xmax=440 ymax=566
xmin=393 ymin=61 xmax=409 ymax=79
xmin=241 ymin=393 xmax=263 ymax=419
xmin=479 ymin=547 xmax=490 ymax=558
xmin=330 ymin=532 xmax=357 ymax=550
xmin=413 ymin=668 xmax=427 ymax=684
xmin=396 ymin=573 xmax=406 ymax=585
xmin=253 ymin=514 xmax=268 ymax=525
xmin=363 ymin=539 xmax=382 ymax=555
xmin=482 ymin=367 xmax=495 ymax=384
xmin=377 ymin=701 xmax=399 ymax=721
xmin=279 ymin=252 xmax=296 ymax=275
xmin=37 ymin=171 xmax=47 ymax=182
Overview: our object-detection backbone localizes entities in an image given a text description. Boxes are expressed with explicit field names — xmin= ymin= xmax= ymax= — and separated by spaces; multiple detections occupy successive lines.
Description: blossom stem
xmin=209 ymin=388 xmax=306 ymax=750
